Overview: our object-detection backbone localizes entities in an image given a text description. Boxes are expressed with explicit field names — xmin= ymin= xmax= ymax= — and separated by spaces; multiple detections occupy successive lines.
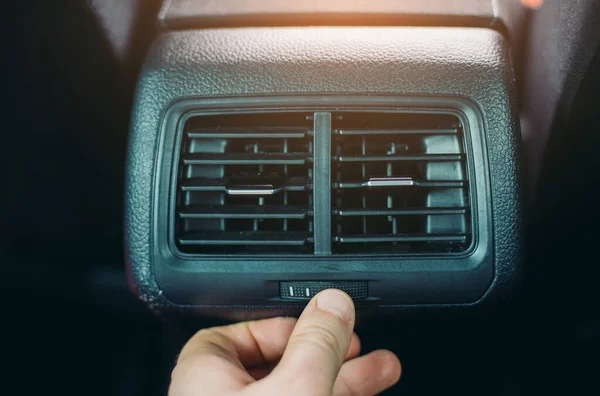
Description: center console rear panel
xmin=126 ymin=27 xmax=522 ymax=318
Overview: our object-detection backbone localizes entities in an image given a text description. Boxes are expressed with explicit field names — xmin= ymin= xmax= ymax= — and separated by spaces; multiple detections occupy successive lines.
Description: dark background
xmin=2 ymin=1 xmax=597 ymax=394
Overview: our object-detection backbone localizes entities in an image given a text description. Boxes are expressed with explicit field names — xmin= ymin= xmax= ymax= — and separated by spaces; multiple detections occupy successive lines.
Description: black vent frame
xmin=170 ymin=107 xmax=476 ymax=257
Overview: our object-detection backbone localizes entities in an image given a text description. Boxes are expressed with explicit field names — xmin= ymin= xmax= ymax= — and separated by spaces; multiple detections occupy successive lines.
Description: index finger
xmin=178 ymin=316 xmax=362 ymax=370
xmin=171 ymin=317 xmax=300 ymax=395
xmin=177 ymin=317 xmax=298 ymax=369
xmin=268 ymin=289 xmax=356 ymax=394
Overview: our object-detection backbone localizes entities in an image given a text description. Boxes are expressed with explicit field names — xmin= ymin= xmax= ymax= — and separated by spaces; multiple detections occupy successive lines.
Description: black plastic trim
xmin=152 ymin=95 xmax=493 ymax=306
xmin=313 ymin=112 xmax=332 ymax=255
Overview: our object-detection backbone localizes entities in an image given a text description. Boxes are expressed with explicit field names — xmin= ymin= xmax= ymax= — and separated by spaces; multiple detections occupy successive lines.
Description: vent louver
xmin=173 ymin=110 xmax=472 ymax=256
xmin=175 ymin=113 xmax=315 ymax=254
xmin=331 ymin=112 xmax=471 ymax=254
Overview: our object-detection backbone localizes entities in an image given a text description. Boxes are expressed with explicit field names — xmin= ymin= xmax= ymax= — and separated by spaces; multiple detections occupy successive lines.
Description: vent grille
xmin=173 ymin=110 xmax=472 ymax=256
xmin=175 ymin=113 xmax=315 ymax=254
xmin=331 ymin=112 xmax=471 ymax=254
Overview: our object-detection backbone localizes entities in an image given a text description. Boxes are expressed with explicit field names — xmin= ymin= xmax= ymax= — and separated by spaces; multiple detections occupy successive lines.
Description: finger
xmin=170 ymin=352 xmax=253 ymax=395
xmin=225 ymin=319 xmax=359 ymax=367
xmin=224 ymin=317 xmax=298 ymax=367
xmin=178 ymin=316 xmax=359 ymax=376
xmin=172 ymin=317 xmax=298 ymax=393
xmin=268 ymin=289 xmax=356 ymax=394
xmin=333 ymin=350 xmax=402 ymax=396
xmin=177 ymin=317 xmax=297 ymax=368
xmin=346 ymin=332 xmax=361 ymax=361
xmin=248 ymin=333 xmax=361 ymax=381
xmin=171 ymin=328 xmax=256 ymax=394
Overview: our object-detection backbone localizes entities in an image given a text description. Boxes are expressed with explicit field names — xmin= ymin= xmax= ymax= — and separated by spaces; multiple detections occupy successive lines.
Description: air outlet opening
xmin=175 ymin=112 xmax=315 ymax=254
xmin=331 ymin=112 xmax=472 ymax=254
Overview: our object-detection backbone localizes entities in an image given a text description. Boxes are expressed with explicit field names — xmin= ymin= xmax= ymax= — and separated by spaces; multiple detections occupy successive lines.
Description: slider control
xmin=280 ymin=281 xmax=368 ymax=300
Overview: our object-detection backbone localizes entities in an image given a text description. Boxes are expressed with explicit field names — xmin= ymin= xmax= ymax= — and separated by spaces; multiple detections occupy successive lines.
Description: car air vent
xmin=175 ymin=113 xmax=315 ymax=254
xmin=331 ymin=112 xmax=471 ymax=254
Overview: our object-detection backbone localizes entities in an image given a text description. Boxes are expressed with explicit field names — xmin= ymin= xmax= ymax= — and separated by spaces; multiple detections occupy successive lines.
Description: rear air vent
xmin=173 ymin=110 xmax=473 ymax=256
xmin=331 ymin=112 xmax=471 ymax=254
xmin=175 ymin=113 xmax=315 ymax=254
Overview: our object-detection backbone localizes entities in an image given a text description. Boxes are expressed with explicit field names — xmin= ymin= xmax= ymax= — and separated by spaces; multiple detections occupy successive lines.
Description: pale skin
xmin=169 ymin=289 xmax=402 ymax=396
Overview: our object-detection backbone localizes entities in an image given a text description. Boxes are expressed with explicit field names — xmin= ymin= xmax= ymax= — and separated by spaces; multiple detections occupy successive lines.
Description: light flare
xmin=521 ymin=0 xmax=544 ymax=9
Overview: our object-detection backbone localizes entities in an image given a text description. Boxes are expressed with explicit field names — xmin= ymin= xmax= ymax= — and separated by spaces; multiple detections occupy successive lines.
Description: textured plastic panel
xmin=125 ymin=27 xmax=523 ymax=317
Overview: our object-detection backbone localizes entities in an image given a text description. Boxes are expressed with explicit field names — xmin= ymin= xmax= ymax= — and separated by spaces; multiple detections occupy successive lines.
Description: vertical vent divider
xmin=313 ymin=112 xmax=332 ymax=255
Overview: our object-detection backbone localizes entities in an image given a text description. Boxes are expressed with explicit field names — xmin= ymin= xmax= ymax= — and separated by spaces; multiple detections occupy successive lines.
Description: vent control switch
xmin=280 ymin=281 xmax=368 ymax=300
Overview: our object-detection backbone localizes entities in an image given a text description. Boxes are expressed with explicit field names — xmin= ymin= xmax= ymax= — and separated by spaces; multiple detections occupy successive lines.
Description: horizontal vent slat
xmin=335 ymin=128 xmax=458 ymax=136
xmin=183 ymin=153 xmax=312 ymax=165
xmin=334 ymin=234 xmax=469 ymax=244
xmin=181 ymin=177 xmax=311 ymax=192
xmin=179 ymin=232 xmax=314 ymax=246
xmin=334 ymin=154 xmax=463 ymax=162
xmin=188 ymin=127 xmax=311 ymax=139
xmin=334 ymin=180 xmax=466 ymax=189
xmin=180 ymin=205 xmax=312 ymax=219
xmin=417 ymin=181 xmax=467 ymax=188
xmin=334 ymin=207 xmax=467 ymax=216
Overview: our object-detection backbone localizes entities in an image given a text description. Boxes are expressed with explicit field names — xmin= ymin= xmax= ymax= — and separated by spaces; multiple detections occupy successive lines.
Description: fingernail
xmin=316 ymin=289 xmax=354 ymax=323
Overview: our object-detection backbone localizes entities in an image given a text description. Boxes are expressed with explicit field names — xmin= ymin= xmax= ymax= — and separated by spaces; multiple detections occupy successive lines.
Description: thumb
xmin=269 ymin=289 xmax=355 ymax=394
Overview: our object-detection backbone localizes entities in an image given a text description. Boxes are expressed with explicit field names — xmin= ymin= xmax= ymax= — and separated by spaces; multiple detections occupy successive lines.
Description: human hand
xmin=169 ymin=289 xmax=401 ymax=395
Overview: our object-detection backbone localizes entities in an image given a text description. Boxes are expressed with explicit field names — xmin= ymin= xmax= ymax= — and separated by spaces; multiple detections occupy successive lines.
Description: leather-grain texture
xmin=126 ymin=27 xmax=523 ymax=314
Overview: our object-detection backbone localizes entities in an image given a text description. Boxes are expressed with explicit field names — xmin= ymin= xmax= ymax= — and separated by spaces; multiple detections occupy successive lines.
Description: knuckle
xmin=336 ymin=376 xmax=357 ymax=396
xmin=171 ymin=355 xmax=199 ymax=383
xmin=172 ymin=354 xmax=230 ymax=380
xmin=292 ymin=322 xmax=346 ymax=361
xmin=179 ymin=329 xmax=236 ymax=364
